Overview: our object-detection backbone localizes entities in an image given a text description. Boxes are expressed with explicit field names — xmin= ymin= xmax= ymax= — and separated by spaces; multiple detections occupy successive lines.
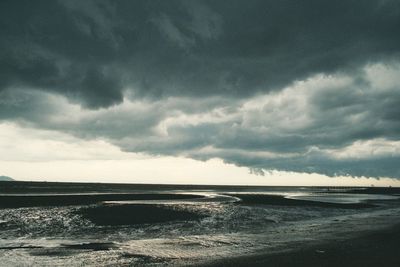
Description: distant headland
xmin=0 ymin=176 xmax=14 ymax=181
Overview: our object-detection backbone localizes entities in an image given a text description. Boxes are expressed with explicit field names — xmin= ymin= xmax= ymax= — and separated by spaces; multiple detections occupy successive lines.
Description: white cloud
xmin=364 ymin=62 xmax=400 ymax=91
xmin=326 ymin=138 xmax=400 ymax=159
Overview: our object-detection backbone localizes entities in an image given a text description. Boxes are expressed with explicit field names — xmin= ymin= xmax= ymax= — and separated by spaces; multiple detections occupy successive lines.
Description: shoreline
xmin=1 ymin=181 xmax=399 ymax=194
xmin=1 ymin=181 xmax=399 ymax=266
xmin=199 ymin=223 xmax=400 ymax=267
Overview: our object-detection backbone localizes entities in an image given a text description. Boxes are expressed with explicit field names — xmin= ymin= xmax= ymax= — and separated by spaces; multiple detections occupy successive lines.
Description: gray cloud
xmin=1 ymin=0 xmax=400 ymax=105
xmin=1 ymin=1 xmax=400 ymax=178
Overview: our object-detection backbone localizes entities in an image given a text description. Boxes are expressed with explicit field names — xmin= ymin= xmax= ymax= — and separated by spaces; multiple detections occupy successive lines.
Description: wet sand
xmin=200 ymin=223 xmax=400 ymax=267
xmin=0 ymin=193 xmax=203 ymax=208
xmin=79 ymin=204 xmax=205 ymax=226
xmin=1 ymin=181 xmax=400 ymax=266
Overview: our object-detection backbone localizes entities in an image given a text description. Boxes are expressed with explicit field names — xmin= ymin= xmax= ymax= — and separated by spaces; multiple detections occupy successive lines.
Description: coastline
xmin=199 ymin=223 xmax=400 ymax=267
xmin=1 ymin=181 xmax=400 ymax=266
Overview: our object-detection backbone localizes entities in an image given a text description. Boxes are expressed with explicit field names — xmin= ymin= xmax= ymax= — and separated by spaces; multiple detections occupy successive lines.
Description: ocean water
xmin=0 ymin=184 xmax=399 ymax=266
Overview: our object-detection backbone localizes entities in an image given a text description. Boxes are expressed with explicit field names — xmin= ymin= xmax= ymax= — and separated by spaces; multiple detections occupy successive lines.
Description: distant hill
xmin=0 ymin=176 xmax=14 ymax=181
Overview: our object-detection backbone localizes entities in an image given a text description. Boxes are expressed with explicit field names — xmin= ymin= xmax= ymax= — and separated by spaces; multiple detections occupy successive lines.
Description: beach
xmin=201 ymin=223 xmax=400 ymax=267
xmin=1 ymin=181 xmax=399 ymax=266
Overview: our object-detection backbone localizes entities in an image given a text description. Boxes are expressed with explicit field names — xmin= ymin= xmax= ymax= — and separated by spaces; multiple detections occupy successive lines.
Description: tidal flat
xmin=1 ymin=181 xmax=399 ymax=266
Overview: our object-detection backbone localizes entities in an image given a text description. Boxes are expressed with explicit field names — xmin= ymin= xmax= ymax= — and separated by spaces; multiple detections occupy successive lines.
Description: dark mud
xmin=78 ymin=204 xmax=206 ymax=226
xmin=200 ymin=223 xmax=400 ymax=267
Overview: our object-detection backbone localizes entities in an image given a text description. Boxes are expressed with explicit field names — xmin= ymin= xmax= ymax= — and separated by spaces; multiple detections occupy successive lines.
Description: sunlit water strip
xmin=103 ymin=192 xmax=241 ymax=205
xmin=286 ymin=193 xmax=399 ymax=204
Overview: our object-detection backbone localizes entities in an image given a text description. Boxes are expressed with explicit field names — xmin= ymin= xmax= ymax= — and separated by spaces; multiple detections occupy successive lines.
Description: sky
xmin=1 ymin=0 xmax=400 ymax=186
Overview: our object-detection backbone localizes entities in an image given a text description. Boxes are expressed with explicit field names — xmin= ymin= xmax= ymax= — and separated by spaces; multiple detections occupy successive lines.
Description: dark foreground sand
xmin=201 ymin=223 xmax=400 ymax=267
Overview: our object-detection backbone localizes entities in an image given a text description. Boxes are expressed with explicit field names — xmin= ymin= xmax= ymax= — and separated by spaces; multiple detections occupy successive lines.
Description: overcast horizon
xmin=1 ymin=0 xmax=400 ymax=186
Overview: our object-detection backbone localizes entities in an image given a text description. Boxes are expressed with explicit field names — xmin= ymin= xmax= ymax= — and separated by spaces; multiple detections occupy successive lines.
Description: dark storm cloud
xmin=210 ymin=150 xmax=400 ymax=178
xmin=1 ymin=0 xmax=400 ymax=106
xmin=1 ymin=0 xmax=400 ymax=178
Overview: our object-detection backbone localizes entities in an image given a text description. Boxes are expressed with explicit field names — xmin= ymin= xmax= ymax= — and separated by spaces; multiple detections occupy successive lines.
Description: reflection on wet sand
xmin=0 ymin=182 xmax=399 ymax=266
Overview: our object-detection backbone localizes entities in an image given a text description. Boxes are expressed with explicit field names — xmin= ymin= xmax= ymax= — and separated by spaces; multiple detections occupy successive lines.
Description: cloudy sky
xmin=1 ymin=0 xmax=400 ymax=186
